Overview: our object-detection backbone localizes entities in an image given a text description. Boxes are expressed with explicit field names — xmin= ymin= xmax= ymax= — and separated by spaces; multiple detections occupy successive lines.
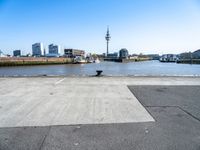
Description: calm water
xmin=0 ymin=61 xmax=200 ymax=76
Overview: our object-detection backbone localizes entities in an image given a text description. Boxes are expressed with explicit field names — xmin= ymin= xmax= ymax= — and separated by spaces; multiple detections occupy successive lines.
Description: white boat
xmin=94 ymin=58 xmax=100 ymax=63
xmin=74 ymin=56 xmax=87 ymax=64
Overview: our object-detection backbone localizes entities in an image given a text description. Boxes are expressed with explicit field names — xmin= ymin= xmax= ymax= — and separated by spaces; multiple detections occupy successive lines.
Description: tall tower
xmin=105 ymin=26 xmax=111 ymax=56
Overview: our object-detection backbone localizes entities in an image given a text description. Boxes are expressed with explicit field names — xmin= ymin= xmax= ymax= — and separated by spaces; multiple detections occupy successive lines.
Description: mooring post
xmin=96 ymin=70 xmax=103 ymax=76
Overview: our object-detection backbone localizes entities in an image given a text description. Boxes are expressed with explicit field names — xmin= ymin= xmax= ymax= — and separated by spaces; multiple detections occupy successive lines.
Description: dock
xmin=0 ymin=77 xmax=200 ymax=150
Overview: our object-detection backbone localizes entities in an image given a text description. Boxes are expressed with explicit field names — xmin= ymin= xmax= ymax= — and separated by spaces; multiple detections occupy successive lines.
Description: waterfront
xmin=0 ymin=60 xmax=200 ymax=76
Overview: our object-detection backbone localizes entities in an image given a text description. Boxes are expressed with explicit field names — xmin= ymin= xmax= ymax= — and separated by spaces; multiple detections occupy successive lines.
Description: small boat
xmin=94 ymin=58 xmax=100 ymax=63
xmin=74 ymin=56 xmax=87 ymax=64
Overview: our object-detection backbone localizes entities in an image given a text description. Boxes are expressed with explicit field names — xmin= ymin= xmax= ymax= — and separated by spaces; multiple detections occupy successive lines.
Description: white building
xmin=32 ymin=43 xmax=44 ymax=56
xmin=0 ymin=50 xmax=6 ymax=57
xmin=160 ymin=54 xmax=178 ymax=62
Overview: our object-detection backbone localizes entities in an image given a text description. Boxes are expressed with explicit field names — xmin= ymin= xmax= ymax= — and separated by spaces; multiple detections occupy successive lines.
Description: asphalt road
xmin=0 ymin=85 xmax=200 ymax=150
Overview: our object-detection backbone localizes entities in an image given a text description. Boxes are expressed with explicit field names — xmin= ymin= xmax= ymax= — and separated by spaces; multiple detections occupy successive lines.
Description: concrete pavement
xmin=0 ymin=77 xmax=155 ymax=128
xmin=0 ymin=77 xmax=200 ymax=150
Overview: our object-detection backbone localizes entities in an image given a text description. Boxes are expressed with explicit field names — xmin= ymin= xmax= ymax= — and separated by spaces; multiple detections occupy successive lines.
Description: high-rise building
xmin=48 ymin=44 xmax=60 ymax=54
xmin=44 ymin=48 xmax=46 ymax=56
xmin=32 ymin=43 xmax=44 ymax=56
xmin=13 ymin=50 xmax=21 ymax=57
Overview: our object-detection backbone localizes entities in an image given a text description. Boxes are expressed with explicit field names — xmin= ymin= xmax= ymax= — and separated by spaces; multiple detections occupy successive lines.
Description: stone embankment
xmin=0 ymin=57 xmax=73 ymax=66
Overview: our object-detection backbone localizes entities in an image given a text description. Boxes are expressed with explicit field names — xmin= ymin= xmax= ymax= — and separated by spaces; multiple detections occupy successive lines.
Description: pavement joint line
xmin=145 ymin=106 xmax=200 ymax=122
xmin=39 ymin=126 xmax=51 ymax=150
xmin=145 ymin=106 xmax=177 ymax=108
xmin=127 ymin=86 xmax=157 ymax=122
xmin=177 ymin=106 xmax=200 ymax=122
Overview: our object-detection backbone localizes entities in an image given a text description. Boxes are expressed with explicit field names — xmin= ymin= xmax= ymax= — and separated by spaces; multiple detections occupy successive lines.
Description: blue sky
xmin=0 ymin=0 xmax=200 ymax=55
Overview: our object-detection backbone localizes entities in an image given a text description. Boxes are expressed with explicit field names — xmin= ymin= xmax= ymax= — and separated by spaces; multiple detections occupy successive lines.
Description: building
xmin=147 ymin=54 xmax=160 ymax=60
xmin=64 ymin=49 xmax=85 ymax=58
xmin=46 ymin=44 xmax=60 ymax=57
xmin=0 ymin=50 xmax=6 ymax=57
xmin=180 ymin=52 xmax=191 ymax=59
xmin=119 ymin=48 xmax=129 ymax=59
xmin=160 ymin=54 xmax=178 ymax=62
xmin=44 ymin=48 xmax=46 ymax=56
xmin=48 ymin=44 xmax=60 ymax=55
xmin=179 ymin=50 xmax=200 ymax=60
xmin=107 ymin=52 xmax=118 ymax=58
xmin=193 ymin=49 xmax=200 ymax=59
xmin=32 ymin=43 xmax=44 ymax=56
xmin=13 ymin=50 xmax=21 ymax=57
xmin=129 ymin=54 xmax=138 ymax=60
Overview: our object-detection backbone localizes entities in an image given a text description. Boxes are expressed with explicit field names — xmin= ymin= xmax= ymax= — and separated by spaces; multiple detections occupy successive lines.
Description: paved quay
xmin=0 ymin=77 xmax=200 ymax=150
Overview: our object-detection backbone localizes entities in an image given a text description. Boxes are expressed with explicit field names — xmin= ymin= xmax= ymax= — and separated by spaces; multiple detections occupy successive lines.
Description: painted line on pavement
xmin=55 ymin=78 xmax=65 ymax=85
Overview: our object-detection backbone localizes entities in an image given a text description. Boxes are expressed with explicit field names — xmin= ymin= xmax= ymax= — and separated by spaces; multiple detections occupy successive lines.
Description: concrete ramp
xmin=0 ymin=78 xmax=154 ymax=128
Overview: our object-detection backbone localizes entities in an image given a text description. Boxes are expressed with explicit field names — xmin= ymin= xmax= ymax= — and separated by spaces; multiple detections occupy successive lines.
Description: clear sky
xmin=0 ymin=0 xmax=200 ymax=55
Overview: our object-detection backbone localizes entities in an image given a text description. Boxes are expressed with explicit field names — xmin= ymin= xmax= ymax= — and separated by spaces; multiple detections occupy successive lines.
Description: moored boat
xmin=74 ymin=56 xmax=87 ymax=64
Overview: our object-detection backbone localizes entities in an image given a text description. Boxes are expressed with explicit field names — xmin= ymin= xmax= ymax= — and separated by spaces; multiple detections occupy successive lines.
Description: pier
xmin=0 ymin=77 xmax=200 ymax=150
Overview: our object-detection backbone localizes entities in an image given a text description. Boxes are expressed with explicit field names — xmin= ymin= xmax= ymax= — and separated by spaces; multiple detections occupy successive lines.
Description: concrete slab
xmin=0 ymin=126 xmax=49 ymax=150
xmin=41 ymin=107 xmax=200 ymax=150
xmin=128 ymin=85 xmax=200 ymax=120
xmin=1 ymin=79 xmax=200 ymax=150
xmin=1 ymin=106 xmax=200 ymax=150
xmin=0 ymin=77 xmax=155 ymax=128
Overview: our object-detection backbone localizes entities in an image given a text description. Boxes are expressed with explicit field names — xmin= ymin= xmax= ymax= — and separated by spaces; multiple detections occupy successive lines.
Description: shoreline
xmin=0 ymin=75 xmax=200 ymax=78
xmin=0 ymin=57 xmax=153 ymax=67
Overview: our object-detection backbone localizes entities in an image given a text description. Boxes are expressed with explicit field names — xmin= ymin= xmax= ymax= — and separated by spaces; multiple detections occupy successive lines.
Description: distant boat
xmin=87 ymin=59 xmax=94 ymax=63
xmin=74 ymin=56 xmax=87 ymax=64
xmin=94 ymin=58 xmax=100 ymax=63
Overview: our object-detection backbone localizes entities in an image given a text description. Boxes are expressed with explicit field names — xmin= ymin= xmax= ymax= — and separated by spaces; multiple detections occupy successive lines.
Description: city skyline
xmin=1 ymin=0 xmax=200 ymax=55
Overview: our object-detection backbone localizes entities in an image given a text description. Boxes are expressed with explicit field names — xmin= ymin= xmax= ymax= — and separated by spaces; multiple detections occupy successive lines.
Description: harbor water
xmin=0 ymin=60 xmax=200 ymax=77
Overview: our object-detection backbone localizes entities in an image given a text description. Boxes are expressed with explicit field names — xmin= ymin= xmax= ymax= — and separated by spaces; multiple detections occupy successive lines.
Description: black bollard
xmin=96 ymin=70 xmax=103 ymax=76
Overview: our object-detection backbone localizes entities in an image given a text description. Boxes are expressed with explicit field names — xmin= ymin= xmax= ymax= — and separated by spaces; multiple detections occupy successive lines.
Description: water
xmin=0 ymin=60 xmax=200 ymax=76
